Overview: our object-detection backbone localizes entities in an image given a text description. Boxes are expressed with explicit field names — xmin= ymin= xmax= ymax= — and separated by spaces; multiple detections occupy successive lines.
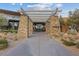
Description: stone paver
xmin=2 ymin=32 xmax=73 ymax=56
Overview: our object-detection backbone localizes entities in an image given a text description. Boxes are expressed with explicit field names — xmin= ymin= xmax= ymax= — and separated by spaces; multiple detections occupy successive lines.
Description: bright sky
xmin=0 ymin=3 xmax=79 ymax=17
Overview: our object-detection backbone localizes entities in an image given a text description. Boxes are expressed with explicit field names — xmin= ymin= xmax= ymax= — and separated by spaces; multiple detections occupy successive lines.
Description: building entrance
xmin=33 ymin=22 xmax=45 ymax=32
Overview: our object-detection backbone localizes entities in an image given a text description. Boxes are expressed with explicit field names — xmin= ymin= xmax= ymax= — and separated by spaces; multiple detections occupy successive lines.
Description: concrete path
xmin=2 ymin=32 xmax=73 ymax=56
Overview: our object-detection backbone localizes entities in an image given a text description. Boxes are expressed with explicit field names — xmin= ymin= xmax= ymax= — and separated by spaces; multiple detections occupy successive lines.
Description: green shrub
xmin=2 ymin=30 xmax=17 ymax=33
xmin=0 ymin=39 xmax=8 ymax=50
xmin=61 ymin=38 xmax=64 ymax=41
xmin=67 ymin=29 xmax=77 ymax=35
xmin=62 ymin=39 xmax=76 ymax=46
xmin=76 ymin=42 xmax=79 ymax=48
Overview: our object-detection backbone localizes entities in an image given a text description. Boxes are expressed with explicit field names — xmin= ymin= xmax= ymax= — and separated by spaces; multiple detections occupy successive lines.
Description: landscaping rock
xmin=0 ymin=32 xmax=7 ymax=39
xmin=63 ymin=33 xmax=69 ymax=39
xmin=75 ymin=33 xmax=79 ymax=39
xmin=6 ymin=33 xmax=17 ymax=41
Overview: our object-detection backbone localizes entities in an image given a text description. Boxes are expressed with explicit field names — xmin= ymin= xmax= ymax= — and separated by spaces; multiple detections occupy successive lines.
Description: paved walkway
xmin=2 ymin=32 xmax=73 ymax=56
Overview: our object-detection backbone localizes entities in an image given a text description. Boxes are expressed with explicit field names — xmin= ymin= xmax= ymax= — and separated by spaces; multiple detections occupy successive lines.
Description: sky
xmin=0 ymin=3 xmax=79 ymax=16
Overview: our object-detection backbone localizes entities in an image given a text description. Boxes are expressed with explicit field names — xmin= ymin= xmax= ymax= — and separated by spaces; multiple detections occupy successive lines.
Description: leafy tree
xmin=0 ymin=16 xmax=7 ymax=26
xmin=59 ymin=16 xmax=69 ymax=26
xmin=68 ymin=9 xmax=79 ymax=31
xmin=0 ymin=15 xmax=8 ymax=30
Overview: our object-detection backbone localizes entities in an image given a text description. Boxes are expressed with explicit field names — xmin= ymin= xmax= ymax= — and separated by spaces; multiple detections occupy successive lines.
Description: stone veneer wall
xmin=17 ymin=14 xmax=29 ymax=39
xmin=61 ymin=24 xmax=68 ymax=33
xmin=45 ymin=21 xmax=50 ymax=35
xmin=46 ymin=16 xmax=60 ymax=37
xmin=28 ymin=19 xmax=33 ymax=37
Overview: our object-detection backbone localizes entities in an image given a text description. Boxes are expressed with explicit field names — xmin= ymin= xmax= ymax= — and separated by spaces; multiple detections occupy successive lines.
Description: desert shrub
xmin=62 ymin=39 xmax=76 ymax=46
xmin=67 ymin=29 xmax=77 ymax=35
xmin=61 ymin=38 xmax=64 ymax=41
xmin=0 ymin=39 xmax=8 ymax=50
xmin=2 ymin=30 xmax=17 ymax=33
xmin=76 ymin=42 xmax=79 ymax=48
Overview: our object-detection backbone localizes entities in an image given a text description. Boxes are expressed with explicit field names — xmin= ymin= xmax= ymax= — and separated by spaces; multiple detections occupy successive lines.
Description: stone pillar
xmin=30 ymin=21 xmax=33 ymax=35
xmin=28 ymin=20 xmax=33 ymax=37
xmin=45 ymin=22 xmax=47 ymax=33
xmin=17 ymin=14 xmax=28 ymax=39
xmin=50 ymin=16 xmax=60 ymax=37
xmin=45 ymin=21 xmax=50 ymax=36
xmin=46 ymin=16 xmax=60 ymax=37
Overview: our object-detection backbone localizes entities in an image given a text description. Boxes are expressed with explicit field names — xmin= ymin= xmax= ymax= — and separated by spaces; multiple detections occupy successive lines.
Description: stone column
xmin=30 ymin=21 xmax=33 ymax=35
xmin=17 ymin=14 xmax=28 ymax=39
xmin=28 ymin=20 xmax=33 ymax=37
xmin=50 ymin=16 xmax=60 ymax=37
xmin=46 ymin=16 xmax=60 ymax=38
xmin=45 ymin=21 xmax=50 ymax=35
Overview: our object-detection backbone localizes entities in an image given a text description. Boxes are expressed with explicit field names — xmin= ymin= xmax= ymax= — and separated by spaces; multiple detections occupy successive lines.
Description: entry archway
xmin=17 ymin=8 xmax=61 ymax=39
